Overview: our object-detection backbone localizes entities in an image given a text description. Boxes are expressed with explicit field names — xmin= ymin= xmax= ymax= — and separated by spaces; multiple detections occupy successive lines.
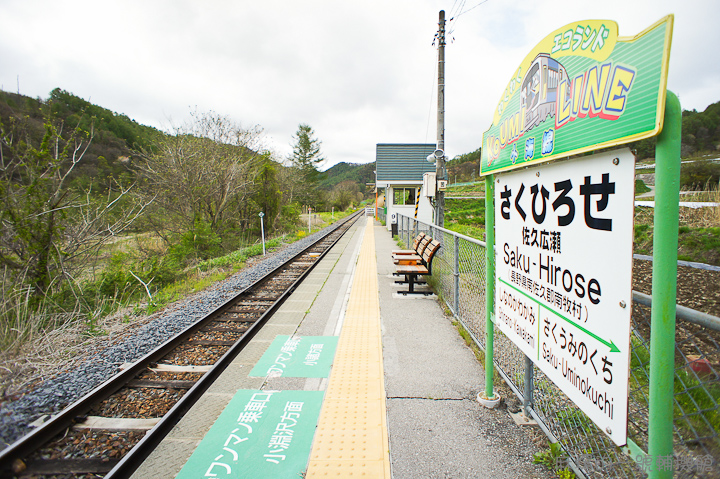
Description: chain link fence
xmin=377 ymin=207 xmax=386 ymax=225
xmin=396 ymin=213 xmax=719 ymax=478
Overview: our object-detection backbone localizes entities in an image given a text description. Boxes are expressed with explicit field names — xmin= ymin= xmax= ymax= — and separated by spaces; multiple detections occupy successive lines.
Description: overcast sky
xmin=1 ymin=0 xmax=718 ymax=169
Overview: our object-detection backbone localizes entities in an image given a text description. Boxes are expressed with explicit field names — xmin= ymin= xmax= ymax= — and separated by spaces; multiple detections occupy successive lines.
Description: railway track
xmin=0 ymin=211 xmax=361 ymax=478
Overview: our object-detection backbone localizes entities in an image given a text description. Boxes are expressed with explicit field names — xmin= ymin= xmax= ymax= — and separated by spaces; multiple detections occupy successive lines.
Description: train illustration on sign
xmin=520 ymin=54 xmax=570 ymax=133
xmin=486 ymin=50 xmax=639 ymax=165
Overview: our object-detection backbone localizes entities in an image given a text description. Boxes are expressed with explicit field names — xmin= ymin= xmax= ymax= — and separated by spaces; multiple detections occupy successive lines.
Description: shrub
xmin=680 ymin=159 xmax=720 ymax=190
xmin=167 ymin=220 xmax=222 ymax=266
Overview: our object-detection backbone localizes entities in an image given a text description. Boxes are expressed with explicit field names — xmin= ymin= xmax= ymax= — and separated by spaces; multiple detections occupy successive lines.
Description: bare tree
xmin=0 ymin=112 xmax=149 ymax=297
xmin=139 ymin=111 xmax=264 ymax=236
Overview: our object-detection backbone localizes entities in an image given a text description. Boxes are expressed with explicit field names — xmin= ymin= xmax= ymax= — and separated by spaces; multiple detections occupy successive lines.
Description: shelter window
xmin=393 ymin=188 xmax=416 ymax=206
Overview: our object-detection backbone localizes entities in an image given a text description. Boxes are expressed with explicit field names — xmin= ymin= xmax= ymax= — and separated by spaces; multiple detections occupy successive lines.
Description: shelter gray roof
xmin=376 ymin=144 xmax=437 ymax=182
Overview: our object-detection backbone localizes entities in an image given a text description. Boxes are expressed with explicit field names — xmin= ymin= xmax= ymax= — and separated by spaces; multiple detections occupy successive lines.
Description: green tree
xmin=252 ymin=155 xmax=282 ymax=231
xmin=0 ymin=112 xmax=144 ymax=297
xmin=329 ymin=180 xmax=360 ymax=211
xmin=289 ymin=124 xmax=325 ymax=205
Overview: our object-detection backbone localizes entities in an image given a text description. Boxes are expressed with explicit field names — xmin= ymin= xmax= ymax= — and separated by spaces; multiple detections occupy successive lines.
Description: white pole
xmin=259 ymin=212 xmax=266 ymax=255
xmin=308 ymin=207 xmax=312 ymax=233
xmin=332 ymin=206 xmax=334 ymax=220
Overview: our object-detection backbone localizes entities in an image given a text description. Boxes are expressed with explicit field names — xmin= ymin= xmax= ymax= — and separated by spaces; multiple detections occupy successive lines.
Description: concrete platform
xmin=375 ymin=222 xmax=550 ymax=478
xmin=131 ymin=217 xmax=552 ymax=478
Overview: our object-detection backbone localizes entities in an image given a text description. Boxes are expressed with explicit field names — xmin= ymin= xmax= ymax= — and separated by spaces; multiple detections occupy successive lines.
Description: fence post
xmin=454 ymin=236 xmax=460 ymax=316
xmin=648 ymin=91 xmax=681 ymax=478
xmin=405 ymin=216 xmax=410 ymax=246
xmin=484 ymin=174 xmax=496 ymax=399
xmin=523 ymin=355 xmax=534 ymax=415
xmin=403 ymin=215 xmax=408 ymax=245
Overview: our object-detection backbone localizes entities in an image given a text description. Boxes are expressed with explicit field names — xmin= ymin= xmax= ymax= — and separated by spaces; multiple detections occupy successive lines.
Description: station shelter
xmin=375 ymin=143 xmax=437 ymax=233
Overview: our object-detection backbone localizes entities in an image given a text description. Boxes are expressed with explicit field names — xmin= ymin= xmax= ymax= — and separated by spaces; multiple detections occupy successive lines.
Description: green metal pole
xmin=485 ymin=174 xmax=496 ymax=398
xmin=648 ymin=91 xmax=681 ymax=478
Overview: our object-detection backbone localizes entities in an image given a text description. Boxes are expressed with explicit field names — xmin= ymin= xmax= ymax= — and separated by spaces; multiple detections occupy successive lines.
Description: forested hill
xmin=0 ymin=89 xmax=161 ymax=185
xmin=632 ymin=100 xmax=720 ymax=160
xmin=1 ymin=89 xmax=378 ymax=196
xmin=319 ymin=162 xmax=375 ymax=191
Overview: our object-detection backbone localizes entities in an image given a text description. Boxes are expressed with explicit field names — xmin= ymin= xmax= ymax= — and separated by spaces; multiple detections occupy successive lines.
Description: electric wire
xmin=448 ymin=0 xmax=490 ymax=36
xmin=447 ymin=0 xmax=464 ymax=20
xmin=454 ymin=0 xmax=491 ymax=19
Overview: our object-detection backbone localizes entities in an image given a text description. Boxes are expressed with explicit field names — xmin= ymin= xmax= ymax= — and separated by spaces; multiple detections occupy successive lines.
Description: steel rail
xmin=0 ymin=211 xmax=361 ymax=477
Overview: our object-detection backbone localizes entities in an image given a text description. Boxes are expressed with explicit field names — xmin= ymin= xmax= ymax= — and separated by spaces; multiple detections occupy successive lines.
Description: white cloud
xmin=0 ymin=0 xmax=717 ymax=168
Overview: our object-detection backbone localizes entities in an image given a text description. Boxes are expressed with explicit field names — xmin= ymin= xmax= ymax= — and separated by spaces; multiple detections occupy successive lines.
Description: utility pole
xmin=435 ymin=10 xmax=446 ymax=227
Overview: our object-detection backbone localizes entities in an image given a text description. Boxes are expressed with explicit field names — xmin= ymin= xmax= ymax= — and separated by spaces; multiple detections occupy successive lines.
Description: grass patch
xmin=196 ymin=237 xmax=284 ymax=271
xmin=145 ymin=236 xmax=292 ymax=314
xmin=633 ymin=223 xmax=653 ymax=255
xmin=445 ymin=198 xmax=486 ymax=225
xmin=317 ymin=209 xmax=353 ymax=224
xmin=444 ymin=198 xmax=486 ymax=240
xmin=446 ymin=223 xmax=486 ymax=240
xmin=635 ymin=224 xmax=720 ymax=265
xmin=677 ymin=227 xmax=720 ymax=264
xmin=634 ymin=201 xmax=720 ymax=265
xmin=533 ymin=442 xmax=575 ymax=478
xmin=446 ymin=182 xmax=485 ymax=196
xmin=635 ymin=178 xmax=651 ymax=195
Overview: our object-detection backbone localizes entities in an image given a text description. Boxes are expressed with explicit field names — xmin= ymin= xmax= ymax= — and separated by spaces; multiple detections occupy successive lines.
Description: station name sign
xmin=481 ymin=16 xmax=673 ymax=175
xmin=494 ymin=149 xmax=635 ymax=445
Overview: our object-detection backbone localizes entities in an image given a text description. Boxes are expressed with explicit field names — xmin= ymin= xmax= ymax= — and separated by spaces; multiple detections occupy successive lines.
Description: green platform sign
xmin=176 ymin=390 xmax=324 ymax=478
xmin=250 ymin=336 xmax=339 ymax=378
xmin=481 ymin=16 xmax=673 ymax=175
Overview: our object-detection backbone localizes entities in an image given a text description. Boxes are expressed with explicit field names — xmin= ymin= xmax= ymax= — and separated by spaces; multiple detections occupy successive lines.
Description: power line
xmin=448 ymin=0 xmax=491 ymax=36
xmin=448 ymin=0 xmax=465 ymax=20
xmin=453 ymin=0 xmax=490 ymax=19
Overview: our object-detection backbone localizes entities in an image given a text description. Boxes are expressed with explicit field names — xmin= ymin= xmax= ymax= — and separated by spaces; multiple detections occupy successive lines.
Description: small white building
xmin=375 ymin=143 xmax=438 ymax=232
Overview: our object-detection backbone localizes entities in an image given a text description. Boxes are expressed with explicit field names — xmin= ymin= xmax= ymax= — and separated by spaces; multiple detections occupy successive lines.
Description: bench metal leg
xmin=398 ymin=274 xmax=434 ymax=296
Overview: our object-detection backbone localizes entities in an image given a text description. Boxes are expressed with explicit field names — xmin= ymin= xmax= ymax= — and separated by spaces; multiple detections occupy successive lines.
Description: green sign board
xmin=250 ymin=336 xmax=339 ymax=378
xmin=176 ymin=390 xmax=324 ymax=478
xmin=480 ymin=16 xmax=673 ymax=176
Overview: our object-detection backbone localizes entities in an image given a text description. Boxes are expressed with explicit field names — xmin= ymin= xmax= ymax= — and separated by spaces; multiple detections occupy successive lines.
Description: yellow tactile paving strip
xmin=306 ymin=218 xmax=391 ymax=478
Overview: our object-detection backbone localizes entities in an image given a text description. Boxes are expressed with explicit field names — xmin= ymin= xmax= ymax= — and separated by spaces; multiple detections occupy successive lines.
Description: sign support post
xmin=484 ymin=174 xmax=496 ymax=400
xmin=259 ymin=212 xmax=266 ymax=256
xmin=648 ymin=90 xmax=681 ymax=479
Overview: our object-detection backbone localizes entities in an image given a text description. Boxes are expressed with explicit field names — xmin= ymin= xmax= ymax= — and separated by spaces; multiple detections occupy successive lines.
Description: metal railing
xmin=396 ymin=213 xmax=720 ymax=479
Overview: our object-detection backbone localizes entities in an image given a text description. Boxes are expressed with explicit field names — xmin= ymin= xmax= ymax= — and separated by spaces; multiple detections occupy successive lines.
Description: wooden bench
xmin=392 ymin=235 xmax=431 ymax=266
xmin=394 ymin=239 xmax=441 ymax=295
xmin=391 ymin=232 xmax=426 ymax=256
